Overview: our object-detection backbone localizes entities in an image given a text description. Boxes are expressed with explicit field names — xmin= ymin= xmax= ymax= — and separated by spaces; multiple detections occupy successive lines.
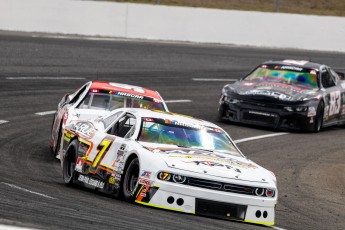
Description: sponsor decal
xmin=75 ymin=157 xmax=84 ymax=172
xmin=280 ymin=66 xmax=303 ymax=71
xmin=257 ymin=82 xmax=304 ymax=93
xmin=157 ymin=118 xmax=203 ymax=130
xmin=108 ymin=176 xmax=115 ymax=185
xmin=248 ymin=110 xmax=277 ymax=117
xmin=78 ymin=175 xmax=105 ymax=189
xmin=185 ymin=160 xmax=242 ymax=173
xmin=115 ymin=91 xmax=144 ymax=100
xmin=138 ymin=178 xmax=154 ymax=186
xmin=158 ymin=150 xmax=257 ymax=169
xmin=140 ymin=188 xmax=147 ymax=198
xmin=140 ymin=170 xmax=152 ymax=179
xmin=72 ymin=122 xmax=95 ymax=138
xmin=243 ymin=90 xmax=292 ymax=101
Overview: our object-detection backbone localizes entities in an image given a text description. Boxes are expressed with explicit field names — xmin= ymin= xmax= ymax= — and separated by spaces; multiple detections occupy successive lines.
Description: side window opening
xmin=108 ymin=114 xmax=136 ymax=138
xmin=70 ymin=84 xmax=88 ymax=104
xmin=321 ymin=69 xmax=336 ymax=88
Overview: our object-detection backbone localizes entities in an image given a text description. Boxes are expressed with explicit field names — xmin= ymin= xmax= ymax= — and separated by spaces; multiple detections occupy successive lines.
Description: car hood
xmin=140 ymin=143 xmax=272 ymax=183
xmin=226 ymin=81 xmax=318 ymax=102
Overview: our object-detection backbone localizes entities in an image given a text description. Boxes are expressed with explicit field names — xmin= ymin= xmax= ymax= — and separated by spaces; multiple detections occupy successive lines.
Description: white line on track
xmin=271 ymin=226 xmax=287 ymax=230
xmin=0 ymin=224 xmax=39 ymax=230
xmin=192 ymin=78 xmax=238 ymax=81
xmin=233 ymin=132 xmax=289 ymax=144
xmin=35 ymin=110 xmax=56 ymax=116
xmin=1 ymin=182 xmax=56 ymax=200
xmin=6 ymin=77 xmax=86 ymax=80
xmin=165 ymin=99 xmax=192 ymax=103
xmin=0 ymin=120 xmax=9 ymax=125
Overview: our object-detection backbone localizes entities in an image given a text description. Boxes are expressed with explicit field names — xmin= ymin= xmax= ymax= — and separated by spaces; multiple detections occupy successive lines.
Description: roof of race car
xmin=105 ymin=108 xmax=220 ymax=129
xmin=262 ymin=59 xmax=324 ymax=70
xmin=90 ymin=81 xmax=163 ymax=101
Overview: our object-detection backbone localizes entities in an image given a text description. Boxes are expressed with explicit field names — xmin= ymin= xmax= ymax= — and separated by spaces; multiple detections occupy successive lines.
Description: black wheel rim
xmin=127 ymin=166 xmax=139 ymax=194
xmin=65 ymin=150 xmax=75 ymax=179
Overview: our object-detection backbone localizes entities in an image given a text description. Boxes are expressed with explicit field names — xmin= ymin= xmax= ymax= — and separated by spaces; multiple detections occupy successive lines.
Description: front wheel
xmin=62 ymin=139 xmax=79 ymax=185
xmin=122 ymin=158 xmax=139 ymax=202
xmin=313 ymin=101 xmax=324 ymax=133
xmin=217 ymin=103 xmax=227 ymax=123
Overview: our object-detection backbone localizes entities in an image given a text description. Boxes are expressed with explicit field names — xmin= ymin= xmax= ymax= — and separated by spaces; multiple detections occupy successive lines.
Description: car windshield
xmin=138 ymin=118 xmax=242 ymax=157
xmin=244 ymin=64 xmax=319 ymax=89
xmin=79 ymin=92 xmax=165 ymax=111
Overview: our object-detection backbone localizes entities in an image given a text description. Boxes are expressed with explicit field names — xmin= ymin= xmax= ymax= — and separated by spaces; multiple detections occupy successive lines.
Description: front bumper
xmin=218 ymin=95 xmax=315 ymax=131
xmin=135 ymin=179 xmax=276 ymax=226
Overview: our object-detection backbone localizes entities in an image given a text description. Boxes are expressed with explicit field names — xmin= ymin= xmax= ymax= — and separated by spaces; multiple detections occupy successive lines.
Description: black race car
xmin=218 ymin=60 xmax=345 ymax=132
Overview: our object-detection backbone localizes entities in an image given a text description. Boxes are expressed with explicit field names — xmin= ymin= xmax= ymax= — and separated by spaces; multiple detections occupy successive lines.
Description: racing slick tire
xmin=62 ymin=139 xmax=79 ymax=185
xmin=217 ymin=103 xmax=228 ymax=123
xmin=313 ymin=101 xmax=324 ymax=133
xmin=122 ymin=158 xmax=140 ymax=202
xmin=53 ymin=121 xmax=63 ymax=156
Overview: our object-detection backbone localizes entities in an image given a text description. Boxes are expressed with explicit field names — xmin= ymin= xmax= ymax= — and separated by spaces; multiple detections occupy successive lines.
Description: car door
xmin=320 ymin=67 xmax=342 ymax=124
xmin=329 ymin=68 xmax=345 ymax=121
xmin=98 ymin=113 xmax=138 ymax=177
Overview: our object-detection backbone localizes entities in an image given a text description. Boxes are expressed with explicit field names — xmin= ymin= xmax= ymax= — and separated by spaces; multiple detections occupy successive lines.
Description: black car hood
xmin=225 ymin=81 xmax=318 ymax=102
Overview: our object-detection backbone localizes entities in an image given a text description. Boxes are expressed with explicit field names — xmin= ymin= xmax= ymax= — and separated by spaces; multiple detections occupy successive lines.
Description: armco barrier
xmin=0 ymin=0 xmax=344 ymax=52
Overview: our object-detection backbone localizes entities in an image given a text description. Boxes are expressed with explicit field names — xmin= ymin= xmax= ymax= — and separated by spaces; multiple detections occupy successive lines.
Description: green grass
xmin=102 ymin=0 xmax=345 ymax=17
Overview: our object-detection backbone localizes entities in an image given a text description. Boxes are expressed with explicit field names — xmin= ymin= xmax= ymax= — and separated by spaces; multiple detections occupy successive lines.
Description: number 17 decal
xmin=89 ymin=137 xmax=114 ymax=173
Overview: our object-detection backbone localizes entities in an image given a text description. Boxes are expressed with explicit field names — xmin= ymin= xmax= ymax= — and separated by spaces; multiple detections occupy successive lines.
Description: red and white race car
xmin=50 ymin=81 xmax=168 ymax=158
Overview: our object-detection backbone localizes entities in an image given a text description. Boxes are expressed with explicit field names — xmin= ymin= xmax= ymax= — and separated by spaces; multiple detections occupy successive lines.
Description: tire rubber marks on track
xmin=0 ymin=120 xmax=9 ymax=125
xmin=6 ymin=77 xmax=86 ymax=80
xmin=234 ymin=132 xmax=289 ymax=144
xmin=1 ymin=182 xmax=56 ymax=200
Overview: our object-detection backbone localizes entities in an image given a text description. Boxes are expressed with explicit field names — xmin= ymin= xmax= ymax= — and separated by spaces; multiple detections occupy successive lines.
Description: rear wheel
xmin=62 ymin=139 xmax=79 ymax=185
xmin=313 ymin=101 xmax=324 ymax=133
xmin=122 ymin=158 xmax=139 ymax=202
xmin=53 ymin=121 xmax=63 ymax=156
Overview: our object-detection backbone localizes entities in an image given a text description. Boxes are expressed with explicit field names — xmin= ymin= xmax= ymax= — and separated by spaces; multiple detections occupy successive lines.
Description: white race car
xmin=60 ymin=108 xmax=277 ymax=226
xmin=50 ymin=81 xmax=168 ymax=157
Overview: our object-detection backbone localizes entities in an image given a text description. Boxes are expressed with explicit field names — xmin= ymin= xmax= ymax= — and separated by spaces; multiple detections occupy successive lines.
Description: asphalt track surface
xmin=0 ymin=32 xmax=345 ymax=230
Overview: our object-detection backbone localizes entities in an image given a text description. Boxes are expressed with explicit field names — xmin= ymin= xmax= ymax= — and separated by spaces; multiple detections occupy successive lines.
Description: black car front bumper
xmin=218 ymin=96 xmax=315 ymax=131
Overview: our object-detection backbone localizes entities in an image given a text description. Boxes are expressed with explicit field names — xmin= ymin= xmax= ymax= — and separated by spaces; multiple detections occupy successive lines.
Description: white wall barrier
xmin=0 ymin=0 xmax=344 ymax=52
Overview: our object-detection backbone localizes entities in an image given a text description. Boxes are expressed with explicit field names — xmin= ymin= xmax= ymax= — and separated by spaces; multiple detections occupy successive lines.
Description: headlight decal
xmin=157 ymin=171 xmax=275 ymax=198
